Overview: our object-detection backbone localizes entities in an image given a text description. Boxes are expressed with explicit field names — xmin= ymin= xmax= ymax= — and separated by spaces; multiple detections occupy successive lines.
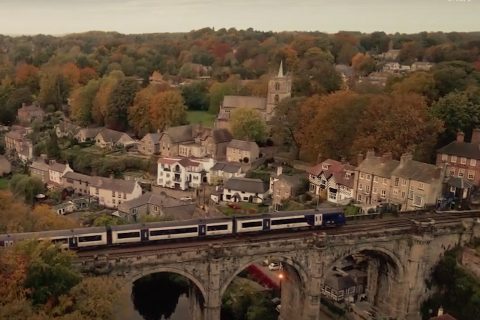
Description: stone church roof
xmin=222 ymin=96 xmax=267 ymax=110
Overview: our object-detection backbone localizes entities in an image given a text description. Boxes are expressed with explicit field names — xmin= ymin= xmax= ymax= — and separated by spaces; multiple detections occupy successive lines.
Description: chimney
xmin=316 ymin=153 xmax=322 ymax=164
xmin=366 ymin=150 xmax=375 ymax=159
xmin=471 ymin=128 xmax=480 ymax=144
xmin=456 ymin=131 xmax=465 ymax=143
xmin=357 ymin=153 xmax=364 ymax=165
xmin=382 ymin=152 xmax=392 ymax=161
xmin=400 ymin=153 xmax=413 ymax=164
xmin=437 ymin=307 xmax=444 ymax=317
xmin=276 ymin=166 xmax=283 ymax=177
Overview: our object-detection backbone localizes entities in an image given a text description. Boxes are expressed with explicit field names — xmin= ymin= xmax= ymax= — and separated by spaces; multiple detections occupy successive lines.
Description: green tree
xmin=70 ymin=79 xmax=100 ymax=125
xmin=46 ymin=132 xmax=61 ymax=159
xmin=208 ymin=81 xmax=236 ymax=114
xmin=9 ymin=174 xmax=46 ymax=205
xmin=230 ymin=107 xmax=267 ymax=143
xmin=181 ymin=81 xmax=209 ymax=111
xmin=38 ymin=69 xmax=70 ymax=109
xmin=390 ymin=71 xmax=437 ymax=101
xmin=105 ymin=77 xmax=139 ymax=131
xmin=3 ymin=87 xmax=34 ymax=125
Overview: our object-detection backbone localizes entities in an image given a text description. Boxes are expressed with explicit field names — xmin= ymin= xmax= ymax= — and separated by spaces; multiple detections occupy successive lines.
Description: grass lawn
xmin=0 ymin=177 xmax=9 ymax=190
xmin=187 ymin=111 xmax=216 ymax=128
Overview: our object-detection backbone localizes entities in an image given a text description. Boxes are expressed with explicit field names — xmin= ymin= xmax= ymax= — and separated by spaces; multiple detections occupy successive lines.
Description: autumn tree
xmin=351 ymin=53 xmax=376 ymax=76
xmin=230 ymin=107 xmax=267 ymax=143
xmin=129 ymin=85 xmax=158 ymax=136
xmin=104 ymin=77 xmax=139 ymax=131
xmin=353 ymin=93 xmax=444 ymax=161
xmin=149 ymin=90 xmax=187 ymax=131
xmin=390 ymin=71 xmax=437 ymax=101
xmin=92 ymin=71 xmax=124 ymax=125
xmin=70 ymin=79 xmax=100 ymax=125
xmin=15 ymin=63 xmax=40 ymax=92
xmin=9 ymin=175 xmax=45 ymax=206
xmin=38 ymin=69 xmax=70 ymax=109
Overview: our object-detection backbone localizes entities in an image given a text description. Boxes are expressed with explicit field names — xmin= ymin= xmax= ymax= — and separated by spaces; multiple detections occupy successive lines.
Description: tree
xmin=104 ymin=77 xmax=139 ymax=131
xmin=149 ymin=90 xmax=187 ymax=131
xmin=46 ymin=132 xmax=61 ymax=159
xmin=351 ymin=53 xmax=376 ymax=76
xmin=208 ymin=81 xmax=236 ymax=114
xmin=92 ymin=71 xmax=124 ymax=125
xmin=230 ymin=107 xmax=267 ymax=143
xmin=390 ymin=71 xmax=437 ymax=101
xmin=353 ymin=93 xmax=444 ymax=161
xmin=181 ymin=81 xmax=209 ymax=111
xmin=2 ymin=87 xmax=34 ymax=125
xmin=15 ymin=63 xmax=40 ymax=92
xmin=270 ymin=97 xmax=305 ymax=158
xmin=38 ymin=69 xmax=69 ymax=109
xmin=9 ymin=175 xmax=46 ymax=206
xmin=70 ymin=79 xmax=100 ymax=125
xmin=129 ymin=85 xmax=158 ymax=136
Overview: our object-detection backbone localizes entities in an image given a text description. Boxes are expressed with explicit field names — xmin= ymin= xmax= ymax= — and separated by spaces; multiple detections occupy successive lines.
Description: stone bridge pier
xmin=76 ymin=217 xmax=480 ymax=320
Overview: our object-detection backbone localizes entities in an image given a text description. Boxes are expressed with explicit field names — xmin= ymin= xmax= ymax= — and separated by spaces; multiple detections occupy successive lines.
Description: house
xmin=0 ymin=155 xmax=12 ymax=176
xmin=335 ymin=64 xmax=355 ymax=89
xmin=17 ymin=103 xmax=44 ymax=124
xmin=89 ymin=177 xmax=142 ymax=209
xmin=215 ymin=62 xmax=292 ymax=128
xmin=358 ymin=72 xmax=392 ymax=87
xmin=226 ymin=140 xmax=260 ymax=164
xmin=208 ymin=161 xmax=244 ymax=185
xmin=411 ymin=61 xmax=434 ymax=71
xmin=436 ymin=131 xmax=480 ymax=186
xmin=157 ymin=157 xmax=210 ymax=190
xmin=118 ymin=192 xmax=196 ymax=222
xmin=159 ymin=125 xmax=194 ymax=157
xmin=4 ymin=126 xmax=33 ymax=161
xmin=49 ymin=161 xmax=73 ymax=186
xmin=321 ymin=274 xmax=357 ymax=303
xmin=53 ymin=201 xmax=76 ymax=215
xmin=55 ymin=120 xmax=80 ymax=138
xmin=75 ymin=127 xmax=103 ymax=143
xmin=270 ymin=166 xmax=307 ymax=209
xmin=139 ymin=132 xmax=161 ymax=155
xmin=308 ymin=159 xmax=355 ymax=204
xmin=62 ymin=171 xmax=94 ymax=196
xmin=30 ymin=160 xmax=51 ymax=183
xmin=354 ymin=152 xmax=400 ymax=206
xmin=429 ymin=308 xmax=457 ymax=320
xmin=223 ymin=177 xmax=269 ymax=204
xmin=95 ymin=128 xmax=136 ymax=149
xmin=389 ymin=153 xmax=445 ymax=211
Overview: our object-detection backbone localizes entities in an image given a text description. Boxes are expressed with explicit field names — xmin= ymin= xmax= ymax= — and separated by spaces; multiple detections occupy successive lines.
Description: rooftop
xmin=222 ymin=96 xmax=267 ymax=110
xmin=228 ymin=139 xmax=259 ymax=151
xmin=224 ymin=177 xmax=269 ymax=194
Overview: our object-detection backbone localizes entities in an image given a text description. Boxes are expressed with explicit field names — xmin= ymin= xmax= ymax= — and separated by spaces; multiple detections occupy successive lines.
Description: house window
xmin=394 ymin=177 xmax=399 ymax=187
xmin=373 ymin=187 xmax=378 ymax=194
xmin=275 ymin=82 xmax=280 ymax=90
xmin=449 ymin=169 xmax=455 ymax=176
xmin=401 ymin=191 xmax=406 ymax=198
xmin=461 ymin=157 xmax=467 ymax=165
xmin=470 ymin=159 xmax=477 ymax=166
xmin=468 ymin=171 xmax=475 ymax=180
xmin=413 ymin=195 xmax=423 ymax=206
xmin=123 ymin=193 xmax=127 ymax=199
xmin=95 ymin=188 xmax=99 ymax=195
xmin=418 ymin=182 xmax=424 ymax=190
xmin=358 ymin=184 xmax=363 ymax=191
xmin=373 ymin=176 xmax=378 ymax=183
xmin=441 ymin=154 xmax=447 ymax=161
xmin=366 ymin=185 xmax=370 ymax=192
xmin=112 ymin=191 xmax=116 ymax=197
xmin=154 ymin=206 xmax=159 ymax=212
xmin=450 ymin=186 xmax=456 ymax=193
xmin=402 ymin=179 xmax=407 ymax=186
xmin=113 ymin=199 xmax=116 ymax=204
xmin=458 ymin=169 xmax=465 ymax=177
xmin=360 ymin=173 xmax=365 ymax=179
xmin=365 ymin=174 xmax=371 ymax=180
xmin=357 ymin=195 xmax=362 ymax=201
xmin=450 ymin=156 xmax=457 ymax=163
xmin=381 ymin=190 xmax=386 ymax=198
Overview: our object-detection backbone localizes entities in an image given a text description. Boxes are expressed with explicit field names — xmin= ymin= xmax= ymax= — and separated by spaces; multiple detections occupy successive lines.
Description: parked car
xmin=180 ymin=196 xmax=193 ymax=201
xmin=268 ymin=262 xmax=282 ymax=271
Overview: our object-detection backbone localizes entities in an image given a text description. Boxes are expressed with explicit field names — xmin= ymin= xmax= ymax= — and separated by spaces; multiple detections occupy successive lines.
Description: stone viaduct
xmin=76 ymin=216 xmax=480 ymax=320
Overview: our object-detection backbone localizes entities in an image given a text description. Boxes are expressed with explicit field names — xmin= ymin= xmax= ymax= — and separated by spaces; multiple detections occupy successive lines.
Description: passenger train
xmin=0 ymin=208 xmax=346 ymax=250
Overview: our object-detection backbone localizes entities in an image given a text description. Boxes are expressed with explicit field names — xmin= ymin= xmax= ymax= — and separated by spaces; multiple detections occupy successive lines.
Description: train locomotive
xmin=0 ymin=207 xmax=346 ymax=250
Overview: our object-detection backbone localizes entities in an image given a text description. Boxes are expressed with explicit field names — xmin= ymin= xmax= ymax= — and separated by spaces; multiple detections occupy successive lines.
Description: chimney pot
xmin=456 ymin=131 xmax=465 ymax=143
xmin=357 ymin=153 xmax=364 ymax=165
xmin=276 ymin=166 xmax=283 ymax=176
xmin=437 ymin=306 xmax=444 ymax=316
xmin=471 ymin=128 xmax=480 ymax=144
xmin=400 ymin=153 xmax=413 ymax=164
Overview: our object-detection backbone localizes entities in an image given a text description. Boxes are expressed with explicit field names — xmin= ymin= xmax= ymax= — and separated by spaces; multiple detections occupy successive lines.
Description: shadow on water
xmin=132 ymin=273 xmax=201 ymax=320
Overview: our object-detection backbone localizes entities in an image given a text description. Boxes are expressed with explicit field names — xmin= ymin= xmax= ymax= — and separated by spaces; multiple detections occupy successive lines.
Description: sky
xmin=0 ymin=0 xmax=479 ymax=35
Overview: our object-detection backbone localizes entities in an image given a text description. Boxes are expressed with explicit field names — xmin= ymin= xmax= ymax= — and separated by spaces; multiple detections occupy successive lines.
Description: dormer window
xmin=322 ymin=164 xmax=329 ymax=170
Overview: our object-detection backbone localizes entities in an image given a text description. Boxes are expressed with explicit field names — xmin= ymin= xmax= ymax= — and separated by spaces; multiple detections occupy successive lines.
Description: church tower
xmin=266 ymin=61 xmax=292 ymax=121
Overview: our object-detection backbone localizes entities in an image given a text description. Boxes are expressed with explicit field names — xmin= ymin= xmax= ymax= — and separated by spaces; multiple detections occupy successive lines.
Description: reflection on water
xmin=123 ymin=273 xmax=194 ymax=320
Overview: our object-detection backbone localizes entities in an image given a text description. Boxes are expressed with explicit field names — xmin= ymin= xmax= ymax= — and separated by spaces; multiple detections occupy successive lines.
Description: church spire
xmin=277 ymin=60 xmax=284 ymax=78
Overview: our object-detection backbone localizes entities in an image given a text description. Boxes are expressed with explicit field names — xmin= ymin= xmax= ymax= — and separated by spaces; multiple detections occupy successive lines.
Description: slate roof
xmin=224 ymin=177 xmax=269 ymax=194
xmin=30 ymin=160 xmax=50 ymax=172
xmin=90 ymin=177 xmax=137 ymax=193
xmin=391 ymin=159 xmax=442 ymax=183
xmin=308 ymin=159 xmax=344 ymax=176
xmin=118 ymin=192 xmax=195 ymax=219
xmin=222 ymin=96 xmax=267 ymax=110
xmin=446 ymin=176 xmax=475 ymax=189
xmin=437 ymin=141 xmax=480 ymax=159
xmin=63 ymin=171 xmax=93 ymax=183
xmin=164 ymin=125 xmax=194 ymax=143
xmin=212 ymin=128 xmax=233 ymax=143
xmin=76 ymin=127 xmax=103 ymax=139
xmin=211 ymin=162 xmax=242 ymax=173
xmin=142 ymin=132 xmax=161 ymax=144
xmin=97 ymin=128 xmax=132 ymax=144
xmin=228 ymin=139 xmax=258 ymax=151
xmin=50 ymin=162 xmax=68 ymax=173
xmin=324 ymin=275 xmax=357 ymax=291
xmin=356 ymin=156 xmax=400 ymax=178
xmin=5 ymin=130 xmax=26 ymax=140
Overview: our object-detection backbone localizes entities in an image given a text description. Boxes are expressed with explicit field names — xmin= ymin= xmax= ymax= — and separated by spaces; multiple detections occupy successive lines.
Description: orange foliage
xmin=79 ymin=67 xmax=98 ymax=85
xmin=15 ymin=63 xmax=39 ymax=88
xmin=62 ymin=63 xmax=80 ymax=88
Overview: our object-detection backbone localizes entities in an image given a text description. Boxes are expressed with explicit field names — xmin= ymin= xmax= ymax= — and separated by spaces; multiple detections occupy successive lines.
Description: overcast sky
xmin=0 ymin=0 xmax=479 ymax=35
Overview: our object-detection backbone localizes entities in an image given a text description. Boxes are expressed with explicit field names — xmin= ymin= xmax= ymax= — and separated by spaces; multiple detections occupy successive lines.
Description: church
xmin=215 ymin=62 xmax=292 ymax=129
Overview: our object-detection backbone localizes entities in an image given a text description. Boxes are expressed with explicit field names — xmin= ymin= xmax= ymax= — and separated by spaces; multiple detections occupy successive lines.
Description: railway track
xmin=76 ymin=211 xmax=480 ymax=260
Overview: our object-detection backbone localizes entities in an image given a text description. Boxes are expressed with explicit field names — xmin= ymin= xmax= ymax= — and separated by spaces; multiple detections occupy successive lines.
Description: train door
xmin=262 ymin=218 xmax=270 ymax=231
xmin=305 ymin=214 xmax=315 ymax=226
xmin=68 ymin=237 xmax=78 ymax=249
xmin=141 ymin=228 xmax=149 ymax=242
xmin=199 ymin=224 xmax=206 ymax=237
xmin=106 ymin=227 xmax=113 ymax=245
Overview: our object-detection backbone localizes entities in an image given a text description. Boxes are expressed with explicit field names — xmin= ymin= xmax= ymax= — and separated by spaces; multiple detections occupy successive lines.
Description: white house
xmin=207 ymin=161 xmax=244 ymax=185
xmin=308 ymin=159 xmax=355 ymax=204
xmin=157 ymin=157 xmax=210 ymax=190
xmin=89 ymin=177 xmax=142 ymax=209
xmin=48 ymin=162 xmax=73 ymax=186
xmin=223 ymin=177 xmax=269 ymax=204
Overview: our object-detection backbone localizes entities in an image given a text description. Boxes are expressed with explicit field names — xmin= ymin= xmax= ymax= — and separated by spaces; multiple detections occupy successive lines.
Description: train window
xmin=242 ymin=221 xmax=262 ymax=228
xmin=78 ymin=235 xmax=103 ymax=242
xmin=207 ymin=224 xmax=229 ymax=231
xmin=117 ymin=232 xmax=140 ymax=239
xmin=51 ymin=238 xmax=68 ymax=245
xmin=271 ymin=217 xmax=306 ymax=225
xmin=150 ymin=227 xmax=198 ymax=236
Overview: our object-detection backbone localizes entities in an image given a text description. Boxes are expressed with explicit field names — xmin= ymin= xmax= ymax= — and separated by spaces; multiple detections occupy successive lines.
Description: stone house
xmin=55 ymin=120 xmax=80 ymax=138
xmin=4 ymin=126 xmax=33 ymax=161
xmin=89 ymin=177 xmax=142 ymax=209
xmin=157 ymin=157 xmax=209 ymax=190
xmin=62 ymin=171 xmax=94 ymax=196
xmin=159 ymin=125 xmax=195 ymax=157
xmin=208 ymin=162 xmax=244 ymax=185
xmin=436 ymin=130 xmax=480 ymax=186
xmin=117 ymin=192 xmax=195 ymax=222
xmin=270 ymin=167 xmax=307 ymax=210
xmin=389 ymin=153 xmax=445 ymax=211
xmin=48 ymin=161 xmax=73 ymax=186
xmin=0 ymin=155 xmax=11 ymax=176
xmin=226 ymin=140 xmax=260 ymax=164
xmin=94 ymin=128 xmax=136 ymax=149
xmin=308 ymin=159 xmax=355 ymax=204
xmin=17 ymin=103 xmax=44 ymax=124
xmin=139 ymin=132 xmax=161 ymax=155
xmin=354 ymin=152 xmax=400 ymax=206
xmin=74 ymin=127 xmax=103 ymax=143
xmin=30 ymin=160 xmax=51 ymax=183
xmin=223 ymin=177 xmax=269 ymax=204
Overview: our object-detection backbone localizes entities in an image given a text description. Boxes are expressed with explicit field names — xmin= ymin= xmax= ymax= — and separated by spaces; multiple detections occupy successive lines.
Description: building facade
xmin=226 ymin=140 xmax=260 ymax=163
xmin=223 ymin=177 xmax=269 ymax=204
